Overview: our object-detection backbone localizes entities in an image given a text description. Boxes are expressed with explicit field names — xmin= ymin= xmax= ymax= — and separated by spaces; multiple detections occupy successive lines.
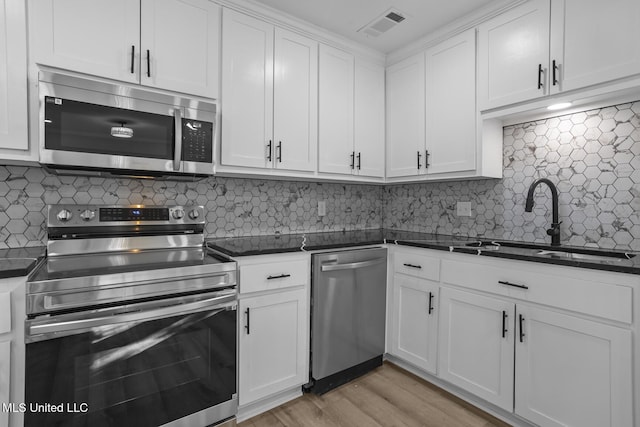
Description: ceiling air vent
xmin=358 ymin=8 xmax=406 ymax=37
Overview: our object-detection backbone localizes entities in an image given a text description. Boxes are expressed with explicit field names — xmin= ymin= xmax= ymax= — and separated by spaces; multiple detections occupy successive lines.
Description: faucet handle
xmin=546 ymin=221 xmax=562 ymax=236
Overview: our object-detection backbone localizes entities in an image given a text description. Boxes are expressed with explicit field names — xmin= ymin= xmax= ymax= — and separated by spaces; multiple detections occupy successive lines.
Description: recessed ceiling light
xmin=547 ymin=102 xmax=572 ymax=111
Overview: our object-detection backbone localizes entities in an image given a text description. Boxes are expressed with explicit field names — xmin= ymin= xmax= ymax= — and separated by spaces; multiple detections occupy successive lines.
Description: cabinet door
xmin=386 ymin=52 xmax=425 ymax=178
xmin=318 ymin=45 xmax=354 ymax=175
xmin=478 ymin=0 xmax=550 ymax=110
xmin=0 ymin=340 xmax=9 ymax=427
xmin=515 ymin=305 xmax=633 ymax=427
xmin=221 ymin=9 xmax=274 ymax=169
xmin=0 ymin=0 xmax=28 ymax=152
xmin=354 ymin=59 xmax=385 ymax=178
xmin=425 ymin=29 xmax=476 ymax=175
xmin=273 ymin=28 xmax=317 ymax=172
xmin=140 ymin=0 xmax=219 ymax=98
xmin=390 ymin=274 xmax=438 ymax=374
xmin=29 ymin=0 xmax=140 ymax=84
xmin=438 ymin=287 xmax=514 ymax=411
xmin=550 ymin=0 xmax=640 ymax=94
xmin=238 ymin=288 xmax=308 ymax=406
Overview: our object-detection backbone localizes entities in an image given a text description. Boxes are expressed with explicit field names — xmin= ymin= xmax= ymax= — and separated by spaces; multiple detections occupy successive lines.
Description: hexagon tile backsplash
xmin=0 ymin=170 xmax=383 ymax=248
xmin=1 ymin=100 xmax=639 ymax=251
xmin=384 ymin=100 xmax=640 ymax=251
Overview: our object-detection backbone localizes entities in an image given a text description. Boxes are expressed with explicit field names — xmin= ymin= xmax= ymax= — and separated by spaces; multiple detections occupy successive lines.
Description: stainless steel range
xmin=25 ymin=204 xmax=237 ymax=427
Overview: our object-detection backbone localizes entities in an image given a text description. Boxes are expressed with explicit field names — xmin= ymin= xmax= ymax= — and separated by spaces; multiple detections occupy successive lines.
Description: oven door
xmin=25 ymin=291 xmax=237 ymax=427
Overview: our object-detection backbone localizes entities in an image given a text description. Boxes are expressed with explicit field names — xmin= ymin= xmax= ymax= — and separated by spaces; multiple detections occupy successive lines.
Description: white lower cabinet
xmin=390 ymin=273 xmax=438 ymax=374
xmin=238 ymin=287 xmax=308 ymax=406
xmin=389 ymin=246 xmax=636 ymax=427
xmin=438 ymin=287 xmax=515 ymax=411
xmin=0 ymin=339 xmax=9 ymax=427
xmin=515 ymin=305 xmax=633 ymax=427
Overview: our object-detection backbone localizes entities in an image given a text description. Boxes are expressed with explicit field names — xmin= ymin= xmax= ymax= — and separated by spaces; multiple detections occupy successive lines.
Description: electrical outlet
xmin=318 ymin=200 xmax=326 ymax=216
xmin=456 ymin=201 xmax=472 ymax=217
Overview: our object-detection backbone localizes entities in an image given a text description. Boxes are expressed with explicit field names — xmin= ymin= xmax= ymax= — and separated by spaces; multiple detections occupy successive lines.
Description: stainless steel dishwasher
xmin=307 ymin=247 xmax=387 ymax=394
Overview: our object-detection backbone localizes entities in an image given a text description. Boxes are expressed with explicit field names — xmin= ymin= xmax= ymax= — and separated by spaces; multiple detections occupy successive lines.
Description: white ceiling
xmin=248 ymin=0 xmax=499 ymax=53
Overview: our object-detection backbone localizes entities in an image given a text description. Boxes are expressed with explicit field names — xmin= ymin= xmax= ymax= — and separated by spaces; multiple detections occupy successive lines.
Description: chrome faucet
xmin=525 ymin=178 xmax=561 ymax=246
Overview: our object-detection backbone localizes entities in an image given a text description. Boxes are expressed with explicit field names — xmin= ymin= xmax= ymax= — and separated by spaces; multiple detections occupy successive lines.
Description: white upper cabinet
xmin=318 ymin=48 xmax=385 ymax=179
xmin=318 ymin=45 xmax=355 ymax=175
xmin=478 ymin=0 xmax=551 ymax=110
xmin=479 ymin=0 xmax=640 ymax=110
xmin=139 ymin=0 xmax=220 ymax=97
xmin=0 ymin=0 xmax=29 ymax=155
xmin=221 ymin=9 xmax=317 ymax=173
xmin=549 ymin=0 xmax=640 ymax=94
xmin=386 ymin=52 xmax=426 ymax=179
xmin=273 ymin=28 xmax=318 ymax=172
xmin=29 ymin=0 xmax=220 ymax=98
xmin=354 ymin=59 xmax=385 ymax=178
xmin=221 ymin=10 xmax=274 ymax=169
xmin=425 ymin=29 xmax=476 ymax=175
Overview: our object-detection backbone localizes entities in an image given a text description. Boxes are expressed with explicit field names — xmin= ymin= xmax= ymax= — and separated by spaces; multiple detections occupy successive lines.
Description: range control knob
xmin=80 ymin=209 xmax=95 ymax=222
xmin=172 ymin=208 xmax=185 ymax=220
xmin=188 ymin=209 xmax=200 ymax=220
xmin=56 ymin=209 xmax=72 ymax=222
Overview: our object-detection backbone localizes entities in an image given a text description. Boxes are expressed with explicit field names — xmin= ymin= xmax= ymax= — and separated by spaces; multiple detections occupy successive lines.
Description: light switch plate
xmin=456 ymin=201 xmax=472 ymax=217
xmin=318 ymin=200 xmax=326 ymax=216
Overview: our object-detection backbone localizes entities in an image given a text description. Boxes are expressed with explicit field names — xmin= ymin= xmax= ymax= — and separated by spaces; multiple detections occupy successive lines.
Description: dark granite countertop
xmin=0 ymin=246 xmax=46 ymax=279
xmin=207 ymin=229 xmax=640 ymax=275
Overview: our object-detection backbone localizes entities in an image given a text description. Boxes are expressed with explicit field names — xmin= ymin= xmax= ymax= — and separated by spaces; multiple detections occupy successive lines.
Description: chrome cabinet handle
xmin=498 ymin=280 xmax=528 ymax=290
xmin=173 ymin=108 xmax=182 ymax=171
xmin=267 ymin=274 xmax=291 ymax=280
xmin=277 ymin=141 xmax=282 ymax=162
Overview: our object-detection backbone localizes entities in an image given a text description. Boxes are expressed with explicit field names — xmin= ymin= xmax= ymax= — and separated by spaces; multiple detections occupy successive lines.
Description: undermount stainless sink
xmin=536 ymin=250 xmax=635 ymax=262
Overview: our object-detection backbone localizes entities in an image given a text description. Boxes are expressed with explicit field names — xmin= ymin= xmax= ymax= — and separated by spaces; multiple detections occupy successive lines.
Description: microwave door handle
xmin=173 ymin=108 xmax=182 ymax=171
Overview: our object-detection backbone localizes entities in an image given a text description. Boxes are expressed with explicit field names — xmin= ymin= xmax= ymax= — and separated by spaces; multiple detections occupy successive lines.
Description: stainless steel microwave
xmin=38 ymin=71 xmax=216 ymax=178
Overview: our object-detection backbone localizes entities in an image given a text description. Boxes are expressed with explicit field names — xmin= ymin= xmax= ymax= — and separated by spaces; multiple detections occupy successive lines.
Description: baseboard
xmin=237 ymin=387 xmax=302 ymax=423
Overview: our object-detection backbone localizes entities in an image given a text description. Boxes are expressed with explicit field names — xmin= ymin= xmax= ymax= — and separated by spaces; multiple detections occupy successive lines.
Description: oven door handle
xmin=27 ymin=294 xmax=236 ymax=341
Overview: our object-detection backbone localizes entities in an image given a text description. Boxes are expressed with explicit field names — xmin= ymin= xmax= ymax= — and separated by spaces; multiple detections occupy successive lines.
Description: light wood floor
xmin=239 ymin=362 xmax=511 ymax=427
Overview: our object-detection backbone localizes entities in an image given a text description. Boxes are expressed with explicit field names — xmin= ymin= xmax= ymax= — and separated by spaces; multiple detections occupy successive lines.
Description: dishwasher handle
xmin=320 ymin=258 xmax=386 ymax=272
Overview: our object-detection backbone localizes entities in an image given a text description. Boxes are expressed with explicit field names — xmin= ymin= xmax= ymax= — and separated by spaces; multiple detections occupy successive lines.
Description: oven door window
xmin=44 ymin=97 xmax=175 ymax=160
xmin=25 ymin=308 xmax=236 ymax=427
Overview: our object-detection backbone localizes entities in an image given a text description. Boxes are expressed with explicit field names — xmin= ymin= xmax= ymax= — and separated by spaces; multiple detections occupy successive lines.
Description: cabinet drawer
xmin=393 ymin=249 xmax=440 ymax=281
xmin=240 ymin=258 xmax=309 ymax=294
xmin=0 ymin=292 xmax=10 ymax=334
xmin=441 ymin=257 xmax=633 ymax=324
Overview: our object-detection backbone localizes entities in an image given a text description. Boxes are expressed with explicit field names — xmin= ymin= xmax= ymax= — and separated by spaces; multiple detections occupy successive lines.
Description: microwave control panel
xmin=182 ymin=119 xmax=213 ymax=163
